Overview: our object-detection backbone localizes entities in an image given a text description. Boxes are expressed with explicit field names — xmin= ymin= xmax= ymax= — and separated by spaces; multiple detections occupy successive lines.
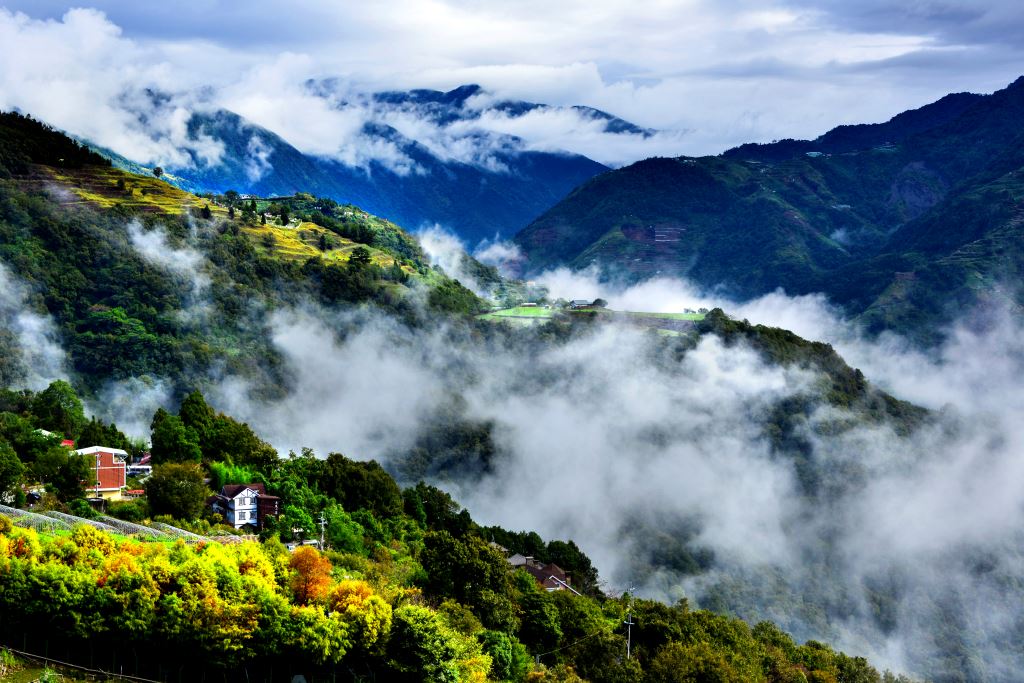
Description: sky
xmin=0 ymin=1 xmax=1022 ymax=167
xmin=0 ymin=1 xmax=1019 ymax=167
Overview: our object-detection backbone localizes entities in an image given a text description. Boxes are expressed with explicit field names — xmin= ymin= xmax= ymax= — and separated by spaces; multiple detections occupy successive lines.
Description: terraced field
xmin=37 ymin=165 xmax=226 ymax=217
xmin=241 ymin=221 xmax=412 ymax=271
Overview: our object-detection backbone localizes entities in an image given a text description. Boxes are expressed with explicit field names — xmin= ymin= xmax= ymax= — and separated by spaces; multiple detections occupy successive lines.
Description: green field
xmin=478 ymin=306 xmax=555 ymax=320
xmin=620 ymin=310 xmax=706 ymax=321
xmin=478 ymin=306 xmax=706 ymax=323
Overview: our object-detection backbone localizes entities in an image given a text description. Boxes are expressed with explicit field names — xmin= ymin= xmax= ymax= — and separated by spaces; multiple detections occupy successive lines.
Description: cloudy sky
xmin=1 ymin=1 xmax=1022 ymax=166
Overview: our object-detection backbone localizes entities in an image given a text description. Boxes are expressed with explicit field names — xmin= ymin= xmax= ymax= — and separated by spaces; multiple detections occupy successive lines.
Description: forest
xmin=0 ymin=379 xmax=914 ymax=682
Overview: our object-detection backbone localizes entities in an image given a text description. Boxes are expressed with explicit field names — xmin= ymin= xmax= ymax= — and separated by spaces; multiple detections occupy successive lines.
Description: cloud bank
xmin=183 ymin=263 xmax=1023 ymax=680
xmin=3 ymin=2 xmax=1023 ymax=174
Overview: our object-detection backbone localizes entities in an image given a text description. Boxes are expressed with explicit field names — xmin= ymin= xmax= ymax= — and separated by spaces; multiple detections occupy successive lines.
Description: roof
xmin=570 ymin=299 xmax=590 ymax=305
xmin=60 ymin=439 xmax=75 ymax=448
xmin=220 ymin=483 xmax=267 ymax=498
xmin=76 ymin=446 xmax=129 ymax=457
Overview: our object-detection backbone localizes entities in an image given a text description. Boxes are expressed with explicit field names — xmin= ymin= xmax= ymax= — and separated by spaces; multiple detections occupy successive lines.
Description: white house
xmin=209 ymin=483 xmax=280 ymax=529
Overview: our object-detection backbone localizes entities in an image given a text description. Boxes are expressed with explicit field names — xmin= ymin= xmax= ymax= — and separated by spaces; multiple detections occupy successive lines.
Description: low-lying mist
xmin=186 ymin=269 xmax=1021 ymax=680
xmin=4 ymin=226 xmax=1022 ymax=681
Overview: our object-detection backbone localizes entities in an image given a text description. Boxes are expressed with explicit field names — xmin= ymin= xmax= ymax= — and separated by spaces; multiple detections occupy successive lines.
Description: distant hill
xmin=515 ymin=76 xmax=1024 ymax=341
xmin=88 ymin=85 xmax=616 ymax=246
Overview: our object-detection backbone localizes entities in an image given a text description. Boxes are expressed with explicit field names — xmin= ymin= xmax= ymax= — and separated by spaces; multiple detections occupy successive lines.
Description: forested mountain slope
xmin=0 ymin=108 xmax=1005 ymax=683
xmin=0 ymin=111 xmax=483 ymax=396
xmin=515 ymin=76 xmax=1024 ymax=340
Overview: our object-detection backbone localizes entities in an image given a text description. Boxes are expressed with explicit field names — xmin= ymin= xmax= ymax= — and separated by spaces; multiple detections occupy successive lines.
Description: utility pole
xmin=624 ymin=584 xmax=636 ymax=660
xmin=319 ymin=512 xmax=327 ymax=550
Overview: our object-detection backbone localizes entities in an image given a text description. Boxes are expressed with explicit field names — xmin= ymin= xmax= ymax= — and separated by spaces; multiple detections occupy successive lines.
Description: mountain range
xmin=515 ymin=76 xmax=1024 ymax=340
xmin=93 ymin=84 xmax=622 ymax=245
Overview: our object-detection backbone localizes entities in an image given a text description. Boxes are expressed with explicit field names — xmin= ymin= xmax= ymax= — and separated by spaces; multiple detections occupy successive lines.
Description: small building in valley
xmin=209 ymin=483 xmax=281 ymax=530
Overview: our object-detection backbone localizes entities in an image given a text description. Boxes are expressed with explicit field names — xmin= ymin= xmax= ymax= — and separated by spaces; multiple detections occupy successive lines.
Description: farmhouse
xmin=75 ymin=446 xmax=128 ymax=500
xmin=507 ymin=554 xmax=579 ymax=594
xmin=209 ymin=483 xmax=281 ymax=530
xmin=569 ymin=299 xmax=592 ymax=309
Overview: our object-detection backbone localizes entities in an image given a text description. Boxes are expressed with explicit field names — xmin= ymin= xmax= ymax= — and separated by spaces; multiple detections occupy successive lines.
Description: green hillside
xmin=514 ymin=76 xmax=1024 ymax=341
xmin=0 ymin=111 xmax=482 ymax=396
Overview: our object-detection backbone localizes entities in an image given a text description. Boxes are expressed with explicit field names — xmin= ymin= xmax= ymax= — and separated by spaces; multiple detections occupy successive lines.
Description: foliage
xmin=149 ymin=410 xmax=202 ymax=464
xmin=289 ymin=546 xmax=333 ymax=605
xmin=30 ymin=380 xmax=86 ymax=439
xmin=144 ymin=463 xmax=209 ymax=519
xmin=35 ymin=447 xmax=90 ymax=501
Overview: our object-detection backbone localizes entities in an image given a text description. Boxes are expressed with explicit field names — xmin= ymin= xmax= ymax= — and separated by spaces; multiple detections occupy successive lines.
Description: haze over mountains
xmin=5 ymin=63 xmax=1024 ymax=683
xmin=4 ymin=2 xmax=1024 ymax=679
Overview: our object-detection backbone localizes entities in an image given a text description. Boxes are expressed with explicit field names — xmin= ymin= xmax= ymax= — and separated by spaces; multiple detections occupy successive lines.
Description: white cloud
xmin=0 ymin=261 xmax=69 ymax=390
xmin=4 ymin=2 xmax=1022 ymax=174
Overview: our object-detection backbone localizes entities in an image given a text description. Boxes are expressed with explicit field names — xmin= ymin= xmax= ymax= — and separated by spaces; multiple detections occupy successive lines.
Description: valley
xmin=0 ymin=6 xmax=1023 ymax=681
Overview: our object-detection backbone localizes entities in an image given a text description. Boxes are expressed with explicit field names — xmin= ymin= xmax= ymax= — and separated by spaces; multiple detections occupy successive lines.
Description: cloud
xmin=416 ymin=224 xmax=489 ymax=295
xmin=0 ymin=261 xmax=69 ymax=390
xmin=473 ymin=239 xmax=523 ymax=277
xmin=126 ymin=220 xmax=212 ymax=325
xmin=244 ymin=132 xmax=274 ymax=182
xmin=0 ymin=8 xmax=228 ymax=168
xmin=20 ymin=236 xmax=1015 ymax=681
xmin=4 ymin=2 xmax=1023 ymax=171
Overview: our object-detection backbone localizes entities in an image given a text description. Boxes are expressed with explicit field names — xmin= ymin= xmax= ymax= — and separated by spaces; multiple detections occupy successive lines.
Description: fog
xmin=6 ymin=225 xmax=1024 ymax=680
xmin=0 ymin=261 xmax=68 ymax=389
xmin=187 ymin=262 xmax=1024 ymax=680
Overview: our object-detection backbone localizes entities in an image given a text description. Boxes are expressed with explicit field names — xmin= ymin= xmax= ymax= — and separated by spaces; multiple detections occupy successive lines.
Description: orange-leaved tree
xmin=289 ymin=546 xmax=333 ymax=605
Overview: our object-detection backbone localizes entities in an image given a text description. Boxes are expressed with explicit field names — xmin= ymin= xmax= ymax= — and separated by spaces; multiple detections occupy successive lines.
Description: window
xmin=239 ymin=511 xmax=247 ymax=521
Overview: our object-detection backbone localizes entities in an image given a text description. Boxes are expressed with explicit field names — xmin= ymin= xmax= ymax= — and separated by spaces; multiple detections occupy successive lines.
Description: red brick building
xmin=75 ymin=446 xmax=128 ymax=500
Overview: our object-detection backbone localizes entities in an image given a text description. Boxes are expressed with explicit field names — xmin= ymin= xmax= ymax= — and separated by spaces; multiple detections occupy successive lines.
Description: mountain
xmin=0 ymin=109 xmax=921 ymax=683
xmin=91 ymin=85 xmax=616 ymax=246
xmin=515 ymin=76 xmax=1024 ymax=340
xmin=0 ymin=110 xmax=486 ymax=397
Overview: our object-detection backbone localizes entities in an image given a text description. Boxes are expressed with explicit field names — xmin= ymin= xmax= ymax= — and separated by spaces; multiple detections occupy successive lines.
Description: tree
xmin=322 ymin=453 xmax=402 ymax=518
xmin=289 ymin=546 xmax=332 ymax=605
xmin=0 ymin=442 xmax=25 ymax=501
xmin=261 ymin=212 xmax=267 ymax=225
xmin=228 ymin=206 xmax=235 ymax=220
xmin=279 ymin=207 xmax=289 ymax=225
xmin=592 ymin=298 xmax=608 ymax=308
xmin=200 ymin=204 xmax=212 ymax=220
xmin=479 ymin=630 xmax=530 ymax=681
xmin=152 ymin=166 xmax=163 ymax=178
xmin=178 ymin=391 xmax=214 ymax=444
xmin=145 ymin=463 xmax=208 ymax=519
xmin=150 ymin=412 xmax=202 ymax=464
xmin=78 ymin=417 xmax=132 ymax=452
xmin=647 ymin=641 xmax=743 ymax=683
xmin=31 ymin=381 xmax=86 ymax=438
xmin=349 ymin=246 xmax=372 ymax=267
xmin=35 ymin=447 xmax=90 ymax=501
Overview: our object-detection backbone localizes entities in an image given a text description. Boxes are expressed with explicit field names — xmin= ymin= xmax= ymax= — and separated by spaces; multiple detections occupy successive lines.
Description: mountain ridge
xmin=514 ymin=75 xmax=1024 ymax=340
